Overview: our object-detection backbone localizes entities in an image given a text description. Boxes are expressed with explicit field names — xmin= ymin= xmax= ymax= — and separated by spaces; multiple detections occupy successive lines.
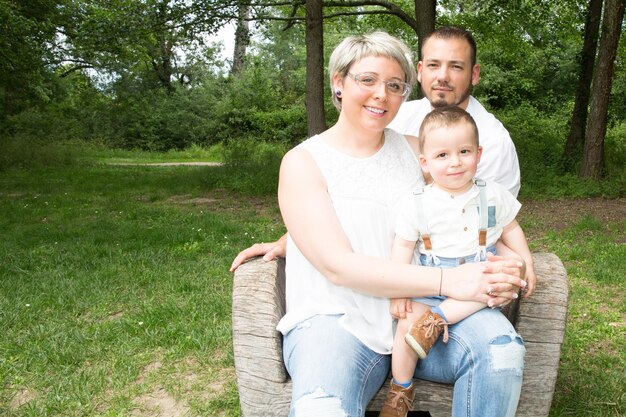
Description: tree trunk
xmin=414 ymin=0 xmax=436 ymax=59
xmin=152 ymin=2 xmax=173 ymax=92
xmin=563 ymin=0 xmax=603 ymax=169
xmin=231 ymin=1 xmax=251 ymax=76
xmin=152 ymin=39 xmax=174 ymax=92
xmin=581 ymin=0 xmax=625 ymax=178
xmin=305 ymin=0 xmax=326 ymax=137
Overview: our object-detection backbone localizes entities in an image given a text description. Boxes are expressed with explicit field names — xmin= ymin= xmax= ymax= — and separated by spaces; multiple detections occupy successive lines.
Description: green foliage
xmin=495 ymin=103 xmax=566 ymax=176
xmin=204 ymin=58 xmax=308 ymax=145
xmin=495 ymin=104 xmax=625 ymax=198
xmin=604 ymin=121 xmax=626 ymax=176
xmin=0 ymin=0 xmax=62 ymax=117
xmin=107 ymin=88 xmax=212 ymax=151
xmin=440 ymin=0 xmax=585 ymax=114
xmin=0 ymin=138 xmax=85 ymax=171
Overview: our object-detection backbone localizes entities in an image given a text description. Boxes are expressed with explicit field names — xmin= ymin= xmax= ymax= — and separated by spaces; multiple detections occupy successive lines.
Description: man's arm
xmin=230 ymin=233 xmax=287 ymax=272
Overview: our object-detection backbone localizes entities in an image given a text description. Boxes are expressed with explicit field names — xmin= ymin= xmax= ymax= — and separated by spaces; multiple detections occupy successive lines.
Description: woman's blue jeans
xmin=283 ymin=309 xmax=524 ymax=417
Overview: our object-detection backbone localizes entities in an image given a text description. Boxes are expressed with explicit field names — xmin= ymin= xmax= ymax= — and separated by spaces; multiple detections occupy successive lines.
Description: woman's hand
xmin=482 ymin=253 xmax=527 ymax=307
xmin=445 ymin=254 xmax=526 ymax=307
xmin=229 ymin=234 xmax=287 ymax=272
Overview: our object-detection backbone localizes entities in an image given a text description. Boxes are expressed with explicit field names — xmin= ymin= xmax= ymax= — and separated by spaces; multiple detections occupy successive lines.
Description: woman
xmin=235 ymin=32 xmax=526 ymax=417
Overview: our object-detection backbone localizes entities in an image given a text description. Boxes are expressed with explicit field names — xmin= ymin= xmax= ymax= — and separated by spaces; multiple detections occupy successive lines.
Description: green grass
xmin=87 ymin=142 xmax=226 ymax=164
xmin=532 ymin=217 xmax=625 ymax=417
xmin=0 ymin=161 xmax=282 ymax=416
xmin=0 ymin=145 xmax=623 ymax=416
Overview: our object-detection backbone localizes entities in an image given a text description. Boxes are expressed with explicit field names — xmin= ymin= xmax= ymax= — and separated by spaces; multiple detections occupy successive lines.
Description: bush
xmin=212 ymin=138 xmax=290 ymax=195
xmin=605 ymin=121 xmax=626 ymax=178
xmin=495 ymin=103 xmax=567 ymax=181
xmin=0 ymin=137 xmax=85 ymax=171
xmin=492 ymin=104 xmax=625 ymax=198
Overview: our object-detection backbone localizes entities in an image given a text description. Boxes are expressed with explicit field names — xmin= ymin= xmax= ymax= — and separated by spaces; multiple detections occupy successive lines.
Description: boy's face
xmin=419 ymin=122 xmax=482 ymax=195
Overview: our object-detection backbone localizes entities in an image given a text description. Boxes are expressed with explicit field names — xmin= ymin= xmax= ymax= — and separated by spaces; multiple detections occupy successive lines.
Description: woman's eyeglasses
xmin=347 ymin=73 xmax=411 ymax=97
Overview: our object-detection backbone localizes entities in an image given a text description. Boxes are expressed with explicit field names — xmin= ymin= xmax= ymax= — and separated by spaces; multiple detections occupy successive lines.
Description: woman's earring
xmin=335 ymin=89 xmax=342 ymax=98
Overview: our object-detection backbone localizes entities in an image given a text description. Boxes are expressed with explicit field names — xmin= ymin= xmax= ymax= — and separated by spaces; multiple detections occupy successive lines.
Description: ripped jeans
xmin=283 ymin=295 xmax=525 ymax=417
xmin=283 ymin=314 xmax=390 ymax=417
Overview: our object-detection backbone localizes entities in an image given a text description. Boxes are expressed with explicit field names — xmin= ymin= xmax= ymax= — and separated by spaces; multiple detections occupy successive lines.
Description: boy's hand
xmin=390 ymin=297 xmax=413 ymax=319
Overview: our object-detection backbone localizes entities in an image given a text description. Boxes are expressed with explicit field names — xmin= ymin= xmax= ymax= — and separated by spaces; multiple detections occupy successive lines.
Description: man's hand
xmin=230 ymin=234 xmax=287 ymax=272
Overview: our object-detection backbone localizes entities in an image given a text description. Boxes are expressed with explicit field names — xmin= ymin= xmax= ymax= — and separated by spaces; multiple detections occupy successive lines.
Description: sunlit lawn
xmin=0 ymin=156 xmax=623 ymax=416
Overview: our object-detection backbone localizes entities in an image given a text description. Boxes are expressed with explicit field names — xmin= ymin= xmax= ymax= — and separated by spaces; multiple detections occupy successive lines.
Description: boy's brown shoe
xmin=379 ymin=380 xmax=414 ymax=417
xmin=404 ymin=311 xmax=449 ymax=359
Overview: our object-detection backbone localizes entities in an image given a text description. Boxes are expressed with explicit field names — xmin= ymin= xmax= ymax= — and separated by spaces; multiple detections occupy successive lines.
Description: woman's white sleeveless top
xmin=276 ymin=129 xmax=424 ymax=353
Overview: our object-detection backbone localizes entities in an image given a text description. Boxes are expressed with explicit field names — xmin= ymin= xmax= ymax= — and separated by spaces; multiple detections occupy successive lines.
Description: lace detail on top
xmin=301 ymin=129 xmax=424 ymax=207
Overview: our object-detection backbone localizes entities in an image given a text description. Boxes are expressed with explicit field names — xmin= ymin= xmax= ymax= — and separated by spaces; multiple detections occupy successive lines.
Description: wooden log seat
xmin=232 ymin=252 xmax=568 ymax=417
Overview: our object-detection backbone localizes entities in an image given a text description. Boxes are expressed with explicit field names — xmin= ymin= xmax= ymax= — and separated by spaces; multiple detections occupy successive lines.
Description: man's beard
xmin=424 ymin=83 xmax=473 ymax=108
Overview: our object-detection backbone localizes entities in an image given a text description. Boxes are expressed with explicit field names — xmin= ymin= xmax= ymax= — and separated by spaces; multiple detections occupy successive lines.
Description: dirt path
xmin=111 ymin=161 xmax=223 ymax=166
xmin=518 ymin=197 xmax=625 ymax=242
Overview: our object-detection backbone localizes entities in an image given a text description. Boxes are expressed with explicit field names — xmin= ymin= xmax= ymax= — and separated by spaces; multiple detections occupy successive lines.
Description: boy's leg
xmin=381 ymin=302 xmax=428 ymax=417
xmin=391 ymin=302 xmax=429 ymax=383
xmin=436 ymin=299 xmax=486 ymax=324
xmin=283 ymin=314 xmax=390 ymax=417
xmin=414 ymin=308 xmax=525 ymax=417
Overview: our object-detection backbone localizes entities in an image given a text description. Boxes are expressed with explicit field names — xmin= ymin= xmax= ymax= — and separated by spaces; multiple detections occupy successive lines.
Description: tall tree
xmin=0 ymin=0 xmax=62 ymax=118
xmin=563 ymin=0 xmax=603 ymax=167
xmin=581 ymin=0 xmax=625 ymax=178
xmin=59 ymin=0 xmax=232 ymax=91
xmin=305 ymin=0 xmax=326 ymax=136
xmin=232 ymin=1 xmax=251 ymax=75
xmin=415 ymin=0 xmax=436 ymax=58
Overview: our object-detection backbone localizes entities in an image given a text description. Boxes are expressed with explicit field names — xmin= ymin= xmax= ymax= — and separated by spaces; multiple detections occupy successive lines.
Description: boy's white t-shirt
xmin=395 ymin=180 xmax=521 ymax=258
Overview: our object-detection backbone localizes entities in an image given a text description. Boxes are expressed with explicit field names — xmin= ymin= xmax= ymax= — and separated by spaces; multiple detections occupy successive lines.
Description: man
xmin=388 ymin=25 xmax=521 ymax=197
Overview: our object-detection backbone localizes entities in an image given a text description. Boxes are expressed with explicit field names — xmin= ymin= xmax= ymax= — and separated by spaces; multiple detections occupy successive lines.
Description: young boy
xmin=380 ymin=106 xmax=536 ymax=417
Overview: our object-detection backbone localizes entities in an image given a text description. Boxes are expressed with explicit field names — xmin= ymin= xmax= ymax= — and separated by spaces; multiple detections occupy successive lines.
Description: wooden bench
xmin=232 ymin=253 xmax=568 ymax=416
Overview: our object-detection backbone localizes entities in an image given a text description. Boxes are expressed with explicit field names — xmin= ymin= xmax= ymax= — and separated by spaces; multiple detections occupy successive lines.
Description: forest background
xmin=1 ymin=0 xmax=625 ymax=190
xmin=0 ymin=0 xmax=624 ymax=416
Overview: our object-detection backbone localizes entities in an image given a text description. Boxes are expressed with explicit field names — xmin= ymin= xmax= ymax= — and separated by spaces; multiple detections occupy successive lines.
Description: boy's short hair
xmin=418 ymin=106 xmax=479 ymax=150
xmin=328 ymin=31 xmax=417 ymax=110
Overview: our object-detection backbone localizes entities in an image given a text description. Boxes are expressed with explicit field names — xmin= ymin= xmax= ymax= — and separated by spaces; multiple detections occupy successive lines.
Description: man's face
xmin=417 ymin=37 xmax=480 ymax=109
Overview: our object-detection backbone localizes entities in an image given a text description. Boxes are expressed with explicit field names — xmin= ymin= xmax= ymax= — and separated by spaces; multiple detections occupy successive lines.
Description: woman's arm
xmin=278 ymin=146 xmax=525 ymax=304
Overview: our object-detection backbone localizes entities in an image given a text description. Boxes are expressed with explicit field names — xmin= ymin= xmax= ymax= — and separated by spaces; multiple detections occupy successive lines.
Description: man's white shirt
xmin=388 ymin=96 xmax=521 ymax=197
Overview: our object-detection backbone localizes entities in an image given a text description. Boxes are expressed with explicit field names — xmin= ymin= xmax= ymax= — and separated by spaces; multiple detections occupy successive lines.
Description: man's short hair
xmin=421 ymin=26 xmax=477 ymax=67
xmin=418 ymin=106 xmax=479 ymax=151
